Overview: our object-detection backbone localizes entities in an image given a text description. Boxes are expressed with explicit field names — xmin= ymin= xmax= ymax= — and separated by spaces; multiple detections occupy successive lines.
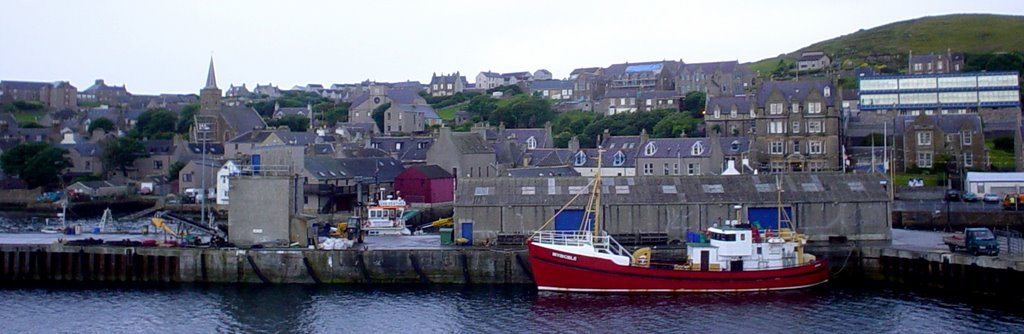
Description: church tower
xmin=194 ymin=57 xmax=224 ymax=143
xmin=200 ymin=57 xmax=221 ymax=115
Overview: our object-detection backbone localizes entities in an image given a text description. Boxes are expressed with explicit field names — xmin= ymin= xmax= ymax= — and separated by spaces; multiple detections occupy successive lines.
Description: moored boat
xmin=526 ymin=151 xmax=829 ymax=293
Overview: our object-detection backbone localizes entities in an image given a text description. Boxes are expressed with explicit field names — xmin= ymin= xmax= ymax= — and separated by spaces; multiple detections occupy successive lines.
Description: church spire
xmin=205 ymin=57 xmax=217 ymax=89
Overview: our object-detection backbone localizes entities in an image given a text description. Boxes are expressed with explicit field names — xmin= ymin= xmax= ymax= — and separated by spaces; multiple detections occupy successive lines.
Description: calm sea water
xmin=0 ymin=283 xmax=1021 ymax=334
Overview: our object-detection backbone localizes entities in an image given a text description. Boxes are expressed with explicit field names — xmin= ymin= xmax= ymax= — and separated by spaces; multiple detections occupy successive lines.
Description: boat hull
xmin=528 ymin=242 xmax=830 ymax=293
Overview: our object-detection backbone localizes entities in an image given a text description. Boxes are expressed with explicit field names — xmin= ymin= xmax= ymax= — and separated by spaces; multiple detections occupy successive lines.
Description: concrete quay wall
xmin=0 ymin=244 xmax=533 ymax=285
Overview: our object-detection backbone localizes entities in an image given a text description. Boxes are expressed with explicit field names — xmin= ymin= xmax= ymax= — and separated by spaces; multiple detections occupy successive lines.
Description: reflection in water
xmin=0 ymin=284 xmax=1021 ymax=333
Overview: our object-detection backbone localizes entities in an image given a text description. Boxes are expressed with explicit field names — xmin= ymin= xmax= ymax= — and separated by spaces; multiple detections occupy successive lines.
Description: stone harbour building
xmin=453 ymin=174 xmax=891 ymax=245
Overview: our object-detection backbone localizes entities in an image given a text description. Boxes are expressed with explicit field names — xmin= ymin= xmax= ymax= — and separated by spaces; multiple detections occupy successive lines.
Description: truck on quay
xmin=943 ymin=227 xmax=1000 ymax=256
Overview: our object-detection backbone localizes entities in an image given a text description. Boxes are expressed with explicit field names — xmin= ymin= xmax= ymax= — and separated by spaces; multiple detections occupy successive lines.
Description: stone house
xmin=383 ymin=104 xmax=440 ymax=135
xmin=706 ymin=96 xmax=756 ymax=137
xmin=427 ymin=127 xmax=497 ymax=179
xmin=600 ymin=89 xmax=679 ymax=115
xmin=475 ymin=71 xmax=504 ymax=90
xmin=569 ymin=67 xmax=604 ymax=103
xmin=677 ymin=61 xmax=753 ymax=97
xmin=428 ymin=72 xmax=468 ymax=97
xmin=501 ymin=72 xmax=532 ymax=86
xmin=604 ymin=60 xmax=680 ymax=91
xmin=910 ymin=52 xmax=964 ymax=75
xmin=0 ymin=80 xmax=78 ymax=110
xmin=58 ymin=142 xmax=102 ymax=177
xmin=272 ymin=103 xmax=312 ymax=119
xmin=178 ymin=159 xmax=220 ymax=195
xmin=133 ymin=139 xmax=176 ymax=179
xmin=894 ymin=114 xmax=986 ymax=172
xmin=529 ymin=80 xmax=574 ymax=101
xmin=348 ymin=85 xmax=426 ymax=124
xmin=797 ymin=52 xmax=830 ymax=72
xmin=533 ymin=69 xmax=553 ymax=81
xmin=751 ymin=80 xmax=841 ymax=173
xmin=79 ymin=79 xmax=130 ymax=105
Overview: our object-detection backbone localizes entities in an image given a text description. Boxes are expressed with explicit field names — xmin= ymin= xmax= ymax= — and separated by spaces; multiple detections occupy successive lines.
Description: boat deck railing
xmin=533 ymin=231 xmax=633 ymax=259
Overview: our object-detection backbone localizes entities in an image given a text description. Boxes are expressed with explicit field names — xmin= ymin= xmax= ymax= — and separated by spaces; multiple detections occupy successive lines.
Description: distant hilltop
xmin=748 ymin=14 xmax=1024 ymax=74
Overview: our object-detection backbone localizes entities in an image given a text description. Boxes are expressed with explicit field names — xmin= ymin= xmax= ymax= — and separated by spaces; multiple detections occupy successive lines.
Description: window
xmin=792 ymin=140 xmax=801 ymax=154
xmin=807 ymin=121 xmax=823 ymax=133
xmin=770 ymin=162 xmax=785 ymax=173
xmin=663 ymin=163 xmax=670 ymax=175
xmin=809 ymin=141 xmax=823 ymax=155
xmin=687 ymin=163 xmax=700 ymax=175
xmin=769 ymin=121 xmax=785 ymax=134
xmin=184 ymin=173 xmax=193 ymax=182
xmin=574 ymin=152 xmax=587 ymax=166
xmin=823 ymin=87 xmax=831 ymax=97
xmin=770 ymin=141 xmax=784 ymax=155
xmin=714 ymin=107 xmax=720 ymax=118
xmin=446 ymin=84 xmax=453 ymax=90
xmin=807 ymin=102 xmax=822 ymax=114
xmin=646 ymin=99 xmax=652 ymax=106
xmin=917 ymin=131 xmax=932 ymax=146
xmin=691 ymin=142 xmax=705 ymax=156
xmin=961 ymin=131 xmax=972 ymax=145
xmin=808 ymin=161 xmax=825 ymax=172
xmin=620 ymin=98 xmax=626 ymax=105
xmin=613 ymin=151 xmax=625 ymax=166
xmin=730 ymin=108 xmax=737 ymax=118
xmin=769 ymin=103 xmax=783 ymax=114
xmin=526 ymin=136 xmax=537 ymax=149
xmin=673 ymin=163 xmax=679 ymax=175
xmin=913 ymin=63 xmax=923 ymax=71
xmin=917 ymin=152 xmax=933 ymax=168
xmin=791 ymin=103 xmax=799 ymax=113
xmin=964 ymin=152 xmax=973 ymax=167
xmin=644 ymin=142 xmax=657 ymax=156
xmin=937 ymin=62 xmax=944 ymax=70
xmin=643 ymin=163 xmax=654 ymax=175
xmin=395 ymin=142 xmax=403 ymax=150
xmin=154 ymin=160 xmax=163 ymax=170
xmin=792 ymin=121 xmax=800 ymax=134
xmin=730 ymin=140 xmax=740 ymax=151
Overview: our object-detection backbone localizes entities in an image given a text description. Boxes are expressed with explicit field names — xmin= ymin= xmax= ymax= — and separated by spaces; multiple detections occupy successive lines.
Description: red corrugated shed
xmin=394 ymin=165 xmax=455 ymax=203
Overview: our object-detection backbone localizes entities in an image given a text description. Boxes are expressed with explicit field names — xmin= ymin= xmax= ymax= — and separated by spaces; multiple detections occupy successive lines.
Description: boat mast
xmin=590 ymin=148 xmax=603 ymax=238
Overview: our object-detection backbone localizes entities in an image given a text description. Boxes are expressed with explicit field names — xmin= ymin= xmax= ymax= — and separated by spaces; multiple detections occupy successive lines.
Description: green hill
xmin=748 ymin=14 xmax=1024 ymax=75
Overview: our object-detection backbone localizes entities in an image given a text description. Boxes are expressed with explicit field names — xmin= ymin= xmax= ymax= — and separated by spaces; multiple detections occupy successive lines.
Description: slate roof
xmin=573 ymin=148 xmax=637 ymax=168
xmin=452 ymin=132 xmax=494 ymax=154
xmin=756 ymin=81 xmax=836 ymax=107
xmin=85 ymin=108 xmax=121 ymax=124
xmin=601 ymin=135 xmax=642 ymax=150
xmin=681 ymin=61 xmax=742 ymax=73
xmin=502 ymin=72 xmax=531 ymax=80
xmin=187 ymin=143 xmax=224 ymax=155
xmin=718 ymin=137 xmax=750 ymax=155
xmin=530 ymin=80 xmax=572 ymax=90
xmin=275 ymin=107 xmax=308 ymax=117
xmin=408 ymin=165 xmax=453 ymax=179
xmin=370 ymin=136 xmax=434 ymax=161
xmin=799 ymin=52 xmax=828 ymax=61
xmin=479 ymin=71 xmax=502 ymax=78
xmin=639 ymin=138 xmax=712 ymax=158
xmin=272 ymin=132 xmax=318 ymax=146
xmin=456 ymin=174 xmax=890 ymax=206
xmin=1 ymin=81 xmax=49 ymax=90
xmin=143 ymin=140 xmax=174 ymax=155
xmin=503 ymin=128 xmax=548 ymax=148
xmin=58 ymin=142 xmax=101 ymax=157
xmin=604 ymin=60 xmax=678 ymax=77
xmin=312 ymin=143 xmax=335 ymax=155
xmin=526 ymin=149 xmax=575 ymax=167
xmin=603 ymin=89 xmax=642 ymax=99
xmin=640 ymin=90 xmax=679 ymax=100
xmin=894 ymin=114 xmax=983 ymax=134
xmin=508 ymin=166 xmax=580 ymax=178
xmin=708 ymin=96 xmax=753 ymax=112
xmin=394 ymin=104 xmax=439 ymax=119
xmin=221 ymin=106 xmax=267 ymax=133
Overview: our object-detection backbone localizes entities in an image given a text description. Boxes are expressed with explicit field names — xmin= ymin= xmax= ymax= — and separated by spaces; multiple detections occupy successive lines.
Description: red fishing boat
xmin=526 ymin=152 xmax=829 ymax=293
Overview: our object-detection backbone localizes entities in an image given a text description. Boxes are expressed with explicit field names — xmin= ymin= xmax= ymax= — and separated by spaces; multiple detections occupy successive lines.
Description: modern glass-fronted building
xmin=859 ymin=71 xmax=1019 ymax=115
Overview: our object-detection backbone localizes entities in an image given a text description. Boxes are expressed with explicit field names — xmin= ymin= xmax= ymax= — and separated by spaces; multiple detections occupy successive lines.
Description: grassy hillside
xmin=748 ymin=14 xmax=1024 ymax=74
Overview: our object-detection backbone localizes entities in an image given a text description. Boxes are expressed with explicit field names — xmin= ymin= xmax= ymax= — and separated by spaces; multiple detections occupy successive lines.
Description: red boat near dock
xmin=526 ymin=152 xmax=829 ymax=293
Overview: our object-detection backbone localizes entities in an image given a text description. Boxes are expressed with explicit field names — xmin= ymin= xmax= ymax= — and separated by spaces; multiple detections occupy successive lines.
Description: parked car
xmin=963 ymin=192 xmax=979 ymax=202
xmin=944 ymin=189 xmax=962 ymax=202
xmin=983 ymin=193 xmax=1001 ymax=203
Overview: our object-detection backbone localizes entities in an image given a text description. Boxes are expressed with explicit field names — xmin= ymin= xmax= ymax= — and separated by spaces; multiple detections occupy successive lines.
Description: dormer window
xmin=526 ymin=136 xmax=537 ymax=149
xmin=823 ymin=86 xmax=831 ymax=97
xmin=730 ymin=108 xmax=737 ymax=119
xmin=714 ymin=107 xmax=720 ymax=118
xmin=644 ymin=142 xmax=657 ymax=156
xmin=574 ymin=151 xmax=587 ymax=166
xmin=613 ymin=151 xmax=625 ymax=166
xmin=730 ymin=140 xmax=740 ymax=151
xmin=691 ymin=142 xmax=705 ymax=156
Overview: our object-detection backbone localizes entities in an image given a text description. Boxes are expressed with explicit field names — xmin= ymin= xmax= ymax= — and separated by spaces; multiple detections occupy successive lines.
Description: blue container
xmin=93 ymin=227 xmax=101 ymax=234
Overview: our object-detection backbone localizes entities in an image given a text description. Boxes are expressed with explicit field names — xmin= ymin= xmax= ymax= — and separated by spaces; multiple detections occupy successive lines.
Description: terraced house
xmin=752 ymin=81 xmax=841 ymax=173
xmin=893 ymin=114 xmax=986 ymax=172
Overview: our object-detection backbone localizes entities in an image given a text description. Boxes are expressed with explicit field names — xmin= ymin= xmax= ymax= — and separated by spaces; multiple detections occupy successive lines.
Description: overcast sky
xmin=2 ymin=0 xmax=1022 ymax=95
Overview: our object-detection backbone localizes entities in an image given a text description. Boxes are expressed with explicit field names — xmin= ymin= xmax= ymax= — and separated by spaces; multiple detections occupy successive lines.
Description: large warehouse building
xmin=453 ymin=174 xmax=892 ymax=245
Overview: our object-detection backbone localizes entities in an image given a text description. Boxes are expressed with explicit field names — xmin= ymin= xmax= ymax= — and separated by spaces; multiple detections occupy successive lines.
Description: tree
xmin=135 ymin=108 xmax=178 ymax=139
xmin=372 ymin=102 xmax=390 ymax=133
xmin=0 ymin=142 xmax=71 ymax=188
xmin=488 ymin=95 xmax=554 ymax=128
xmin=176 ymin=103 xmax=199 ymax=134
xmin=168 ymin=160 xmax=187 ymax=180
xmin=101 ymin=137 xmax=147 ymax=177
xmin=323 ymin=103 xmax=351 ymax=125
xmin=88 ymin=117 xmax=115 ymax=133
xmin=266 ymin=115 xmax=310 ymax=132
xmin=652 ymin=112 xmax=700 ymax=138
xmin=682 ymin=91 xmax=706 ymax=115
xmin=466 ymin=95 xmax=498 ymax=121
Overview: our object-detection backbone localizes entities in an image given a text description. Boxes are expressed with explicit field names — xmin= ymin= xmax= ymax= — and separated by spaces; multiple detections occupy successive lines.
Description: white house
xmin=216 ymin=160 xmax=241 ymax=205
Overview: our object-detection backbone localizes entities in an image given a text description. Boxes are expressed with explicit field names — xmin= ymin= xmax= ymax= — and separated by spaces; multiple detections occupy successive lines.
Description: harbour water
xmin=0 ymin=283 xmax=1021 ymax=333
